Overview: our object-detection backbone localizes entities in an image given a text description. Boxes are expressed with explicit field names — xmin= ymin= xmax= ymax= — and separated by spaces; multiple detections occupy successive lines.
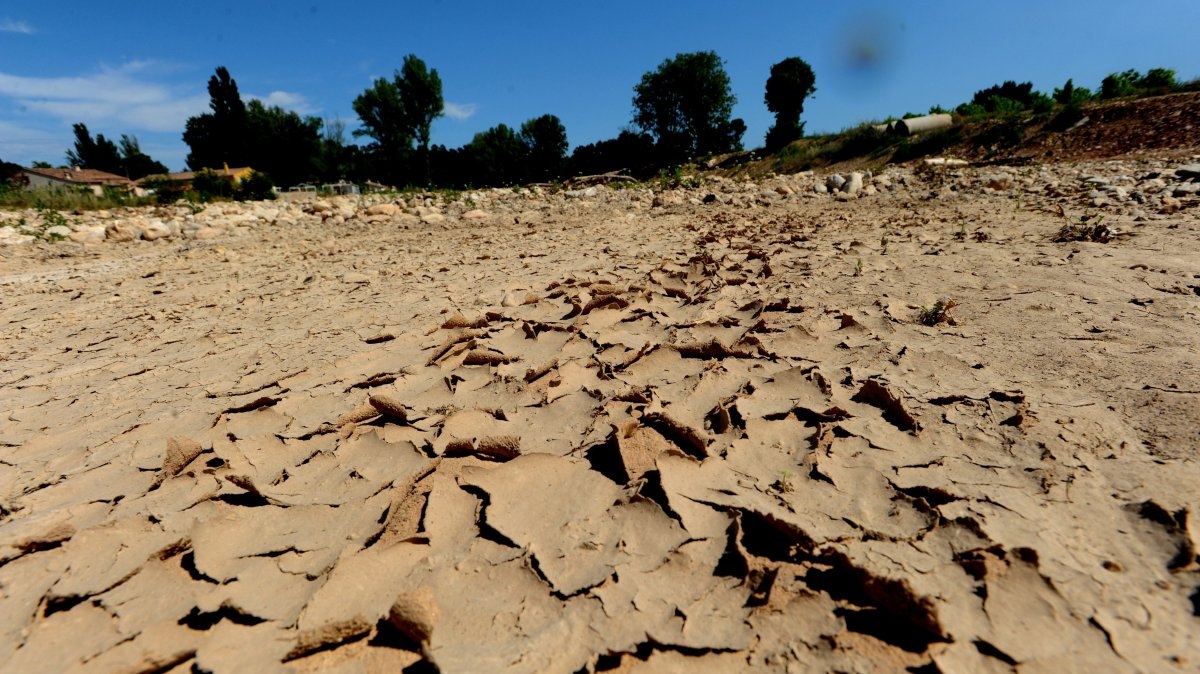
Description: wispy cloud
xmin=0 ymin=18 xmax=33 ymax=34
xmin=248 ymin=90 xmax=316 ymax=114
xmin=443 ymin=102 xmax=478 ymax=121
xmin=0 ymin=120 xmax=63 ymax=164
xmin=0 ymin=62 xmax=208 ymax=132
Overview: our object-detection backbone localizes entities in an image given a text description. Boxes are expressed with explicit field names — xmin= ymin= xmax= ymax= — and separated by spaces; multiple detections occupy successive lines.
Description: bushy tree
xmin=183 ymin=67 xmax=249 ymax=170
xmin=520 ymin=114 xmax=568 ymax=182
xmin=764 ymin=57 xmax=816 ymax=152
xmin=244 ymin=100 xmax=322 ymax=187
xmin=633 ymin=51 xmax=743 ymax=163
xmin=352 ymin=54 xmax=444 ymax=185
xmin=465 ymin=124 xmax=526 ymax=186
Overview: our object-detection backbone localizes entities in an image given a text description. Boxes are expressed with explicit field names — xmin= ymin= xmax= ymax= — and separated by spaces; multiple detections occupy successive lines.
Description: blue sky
xmin=1 ymin=1 xmax=1196 ymax=172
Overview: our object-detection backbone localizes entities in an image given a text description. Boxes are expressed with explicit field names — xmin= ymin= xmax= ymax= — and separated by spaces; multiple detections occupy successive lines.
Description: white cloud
xmin=0 ymin=18 xmax=33 ymax=34
xmin=248 ymin=90 xmax=316 ymax=114
xmin=443 ymin=102 xmax=478 ymax=121
xmin=0 ymin=62 xmax=209 ymax=132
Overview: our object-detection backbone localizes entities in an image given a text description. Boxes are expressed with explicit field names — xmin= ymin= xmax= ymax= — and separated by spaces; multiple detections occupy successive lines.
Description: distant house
xmin=137 ymin=166 xmax=256 ymax=191
xmin=20 ymin=167 xmax=136 ymax=196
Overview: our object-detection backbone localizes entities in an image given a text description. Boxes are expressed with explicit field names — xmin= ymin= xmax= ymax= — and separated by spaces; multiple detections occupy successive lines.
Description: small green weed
xmin=918 ymin=297 xmax=958 ymax=326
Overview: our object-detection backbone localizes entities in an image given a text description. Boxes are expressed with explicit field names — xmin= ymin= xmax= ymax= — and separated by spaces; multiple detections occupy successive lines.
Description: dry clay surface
xmin=3 ymin=160 xmax=1200 ymax=673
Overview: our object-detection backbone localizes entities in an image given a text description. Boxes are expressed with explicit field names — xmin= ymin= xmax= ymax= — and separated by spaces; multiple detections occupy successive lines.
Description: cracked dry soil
xmin=2 ymin=163 xmax=1200 ymax=673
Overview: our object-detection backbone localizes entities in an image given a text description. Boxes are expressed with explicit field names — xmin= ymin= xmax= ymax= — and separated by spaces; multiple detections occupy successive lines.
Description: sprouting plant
xmin=918 ymin=297 xmax=958 ymax=326
xmin=1054 ymin=214 xmax=1112 ymax=242
xmin=773 ymin=470 xmax=796 ymax=493
xmin=880 ymin=234 xmax=890 ymax=255
xmin=954 ymin=220 xmax=967 ymax=240
xmin=854 ymin=258 xmax=864 ymax=277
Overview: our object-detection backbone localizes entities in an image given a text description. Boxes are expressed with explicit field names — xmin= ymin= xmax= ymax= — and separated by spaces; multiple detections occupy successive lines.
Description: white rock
xmin=842 ymin=172 xmax=864 ymax=195
xmin=364 ymin=203 xmax=400 ymax=217
xmin=105 ymin=223 xmax=137 ymax=243
xmin=68 ymin=226 xmax=105 ymax=244
xmin=141 ymin=220 xmax=171 ymax=241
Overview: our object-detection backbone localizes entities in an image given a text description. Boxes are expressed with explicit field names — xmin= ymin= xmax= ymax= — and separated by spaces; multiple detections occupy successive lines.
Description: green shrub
xmin=192 ymin=169 xmax=232 ymax=201
xmin=141 ymin=177 xmax=188 ymax=205
xmin=1139 ymin=67 xmax=1177 ymax=92
xmin=1053 ymin=79 xmax=1093 ymax=106
xmin=955 ymin=102 xmax=988 ymax=118
xmin=1100 ymin=70 xmax=1139 ymax=99
xmin=235 ymin=170 xmax=276 ymax=201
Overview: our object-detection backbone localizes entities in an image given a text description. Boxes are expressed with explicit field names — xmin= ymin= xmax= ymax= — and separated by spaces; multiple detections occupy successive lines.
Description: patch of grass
xmin=1 ymin=207 xmax=72 ymax=242
xmin=655 ymin=166 xmax=702 ymax=190
xmin=0 ymin=185 xmax=151 ymax=211
xmin=890 ymin=127 xmax=963 ymax=164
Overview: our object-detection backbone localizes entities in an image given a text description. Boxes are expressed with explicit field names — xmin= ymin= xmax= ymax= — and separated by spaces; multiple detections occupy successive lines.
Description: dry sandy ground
xmin=2 ymin=161 xmax=1199 ymax=673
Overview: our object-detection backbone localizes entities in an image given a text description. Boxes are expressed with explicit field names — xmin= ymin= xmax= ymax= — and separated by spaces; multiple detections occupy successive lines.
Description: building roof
xmin=23 ymin=167 xmax=134 ymax=186
xmin=137 ymin=167 xmax=254 ymax=184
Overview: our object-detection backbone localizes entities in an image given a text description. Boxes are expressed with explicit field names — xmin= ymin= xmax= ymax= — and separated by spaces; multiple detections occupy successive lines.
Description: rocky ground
xmin=2 ymin=153 xmax=1199 ymax=673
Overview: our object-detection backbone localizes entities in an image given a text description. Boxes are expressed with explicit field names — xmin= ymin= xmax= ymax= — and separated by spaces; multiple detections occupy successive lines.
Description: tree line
xmin=53 ymin=52 xmax=817 ymax=190
xmin=47 ymin=59 xmax=1189 ymax=192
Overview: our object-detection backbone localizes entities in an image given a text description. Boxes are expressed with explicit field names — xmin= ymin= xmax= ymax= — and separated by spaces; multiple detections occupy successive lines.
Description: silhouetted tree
xmin=117 ymin=135 xmax=168 ymax=179
xmin=465 ymin=124 xmax=526 ymax=186
xmin=65 ymin=123 xmax=122 ymax=174
xmin=764 ymin=57 xmax=816 ymax=152
xmin=352 ymin=54 xmax=444 ymax=185
xmin=968 ymin=81 xmax=1035 ymax=112
xmin=244 ymin=100 xmax=322 ymax=187
xmin=183 ymin=66 xmax=249 ymax=169
xmin=520 ymin=114 xmax=568 ymax=182
xmin=633 ymin=51 xmax=743 ymax=163
xmin=570 ymin=130 xmax=657 ymax=178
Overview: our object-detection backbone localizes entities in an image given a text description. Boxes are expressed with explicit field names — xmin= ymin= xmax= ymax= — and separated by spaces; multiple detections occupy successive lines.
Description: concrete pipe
xmin=895 ymin=113 xmax=953 ymax=135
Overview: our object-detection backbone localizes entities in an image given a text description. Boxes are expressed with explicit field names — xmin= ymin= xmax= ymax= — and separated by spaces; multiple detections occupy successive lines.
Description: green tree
xmin=352 ymin=54 xmax=444 ymax=185
xmin=633 ymin=51 xmax=743 ymax=163
xmin=183 ymin=66 xmax=249 ymax=169
xmin=466 ymin=124 xmax=526 ymax=186
xmin=399 ymin=55 xmax=444 ymax=159
xmin=65 ymin=123 xmax=122 ymax=173
xmin=520 ymin=114 xmax=568 ymax=182
xmin=244 ymin=100 xmax=322 ymax=187
xmin=763 ymin=57 xmax=816 ymax=152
